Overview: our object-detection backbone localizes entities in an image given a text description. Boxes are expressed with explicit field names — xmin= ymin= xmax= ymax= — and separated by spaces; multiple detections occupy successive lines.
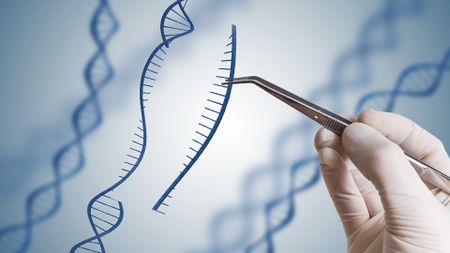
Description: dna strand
xmin=0 ymin=0 xmax=244 ymax=198
xmin=0 ymin=1 xmax=119 ymax=253
xmin=191 ymin=1 xmax=424 ymax=252
xmin=153 ymin=25 xmax=237 ymax=215
xmin=356 ymin=48 xmax=450 ymax=114
xmin=70 ymin=1 xmax=194 ymax=252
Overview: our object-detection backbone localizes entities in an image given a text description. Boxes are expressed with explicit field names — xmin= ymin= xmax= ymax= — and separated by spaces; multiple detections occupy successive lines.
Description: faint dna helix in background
xmin=250 ymin=46 xmax=450 ymax=253
xmin=246 ymin=1 xmax=425 ymax=252
xmin=0 ymin=1 xmax=119 ymax=253
xmin=356 ymin=48 xmax=450 ymax=114
xmin=70 ymin=1 xmax=194 ymax=252
xmin=0 ymin=0 xmax=248 ymax=198
xmin=356 ymin=49 xmax=450 ymax=113
xmin=193 ymin=0 xmax=425 ymax=252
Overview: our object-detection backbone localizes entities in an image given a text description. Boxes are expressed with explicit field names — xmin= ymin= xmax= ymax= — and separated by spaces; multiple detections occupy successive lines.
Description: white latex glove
xmin=314 ymin=109 xmax=450 ymax=253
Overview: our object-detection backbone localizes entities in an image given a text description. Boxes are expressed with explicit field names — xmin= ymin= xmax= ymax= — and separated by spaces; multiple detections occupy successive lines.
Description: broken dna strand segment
xmin=69 ymin=1 xmax=194 ymax=252
xmin=153 ymin=24 xmax=237 ymax=215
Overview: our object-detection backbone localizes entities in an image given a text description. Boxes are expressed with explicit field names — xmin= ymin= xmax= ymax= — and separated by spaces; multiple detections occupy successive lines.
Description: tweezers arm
xmin=255 ymin=81 xmax=352 ymax=136
xmin=271 ymin=86 xmax=450 ymax=192
xmin=230 ymin=76 xmax=450 ymax=192
xmin=241 ymin=76 xmax=450 ymax=193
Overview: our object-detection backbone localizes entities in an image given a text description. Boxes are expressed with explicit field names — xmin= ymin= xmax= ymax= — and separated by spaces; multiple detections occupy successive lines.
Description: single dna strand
xmin=70 ymin=1 xmax=194 ymax=252
xmin=245 ymin=1 xmax=425 ymax=252
xmin=153 ymin=25 xmax=237 ymax=215
xmin=0 ymin=1 xmax=119 ymax=253
xmin=356 ymin=49 xmax=450 ymax=114
xmin=192 ymin=0 xmax=424 ymax=252
xmin=0 ymin=0 xmax=245 ymax=198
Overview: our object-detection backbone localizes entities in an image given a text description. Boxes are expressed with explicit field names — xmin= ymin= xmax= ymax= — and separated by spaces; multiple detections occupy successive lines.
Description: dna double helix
xmin=193 ymin=1 xmax=425 ymax=252
xmin=0 ymin=1 xmax=119 ymax=252
xmin=153 ymin=25 xmax=237 ymax=215
xmin=356 ymin=49 xmax=450 ymax=114
xmin=70 ymin=1 xmax=194 ymax=252
xmin=0 ymin=0 xmax=245 ymax=198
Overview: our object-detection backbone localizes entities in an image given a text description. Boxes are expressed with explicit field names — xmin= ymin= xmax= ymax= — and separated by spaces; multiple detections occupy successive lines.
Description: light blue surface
xmin=0 ymin=0 xmax=449 ymax=252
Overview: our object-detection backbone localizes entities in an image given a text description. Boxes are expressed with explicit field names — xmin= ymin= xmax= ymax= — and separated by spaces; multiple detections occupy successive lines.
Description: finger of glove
xmin=341 ymin=123 xmax=438 ymax=215
xmin=315 ymin=128 xmax=370 ymax=236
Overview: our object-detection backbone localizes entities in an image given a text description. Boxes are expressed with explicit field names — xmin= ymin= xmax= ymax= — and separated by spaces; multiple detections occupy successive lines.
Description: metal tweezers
xmin=224 ymin=76 xmax=450 ymax=191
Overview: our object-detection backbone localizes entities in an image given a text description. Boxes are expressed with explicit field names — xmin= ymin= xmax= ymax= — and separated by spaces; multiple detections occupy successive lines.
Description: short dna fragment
xmin=70 ymin=1 xmax=194 ymax=252
xmin=356 ymin=49 xmax=450 ymax=114
xmin=153 ymin=25 xmax=237 ymax=215
xmin=190 ymin=1 xmax=425 ymax=252
xmin=0 ymin=1 xmax=119 ymax=253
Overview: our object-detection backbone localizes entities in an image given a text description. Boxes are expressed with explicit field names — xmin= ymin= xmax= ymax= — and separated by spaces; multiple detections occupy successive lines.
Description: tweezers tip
xmin=222 ymin=76 xmax=257 ymax=85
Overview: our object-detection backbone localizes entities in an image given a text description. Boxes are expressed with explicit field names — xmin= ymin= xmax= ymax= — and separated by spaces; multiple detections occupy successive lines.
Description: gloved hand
xmin=314 ymin=109 xmax=450 ymax=253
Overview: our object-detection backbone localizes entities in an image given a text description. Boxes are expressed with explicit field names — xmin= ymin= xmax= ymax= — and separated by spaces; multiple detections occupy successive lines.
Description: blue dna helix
xmin=0 ymin=0 xmax=245 ymax=197
xmin=0 ymin=1 xmax=119 ymax=253
xmin=356 ymin=48 xmax=450 ymax=114
xmin=193 ymin=1 xmax=425 ymax=252
xmin=153 ymin=24 xmax=237 ymax=215
xmin=70 ymin=1 xmax=194 ymax=252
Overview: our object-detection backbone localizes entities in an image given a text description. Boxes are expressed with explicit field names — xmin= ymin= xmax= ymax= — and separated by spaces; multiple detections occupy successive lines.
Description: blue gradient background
xmin=1 ymin=0 xmax=449 ymax=252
